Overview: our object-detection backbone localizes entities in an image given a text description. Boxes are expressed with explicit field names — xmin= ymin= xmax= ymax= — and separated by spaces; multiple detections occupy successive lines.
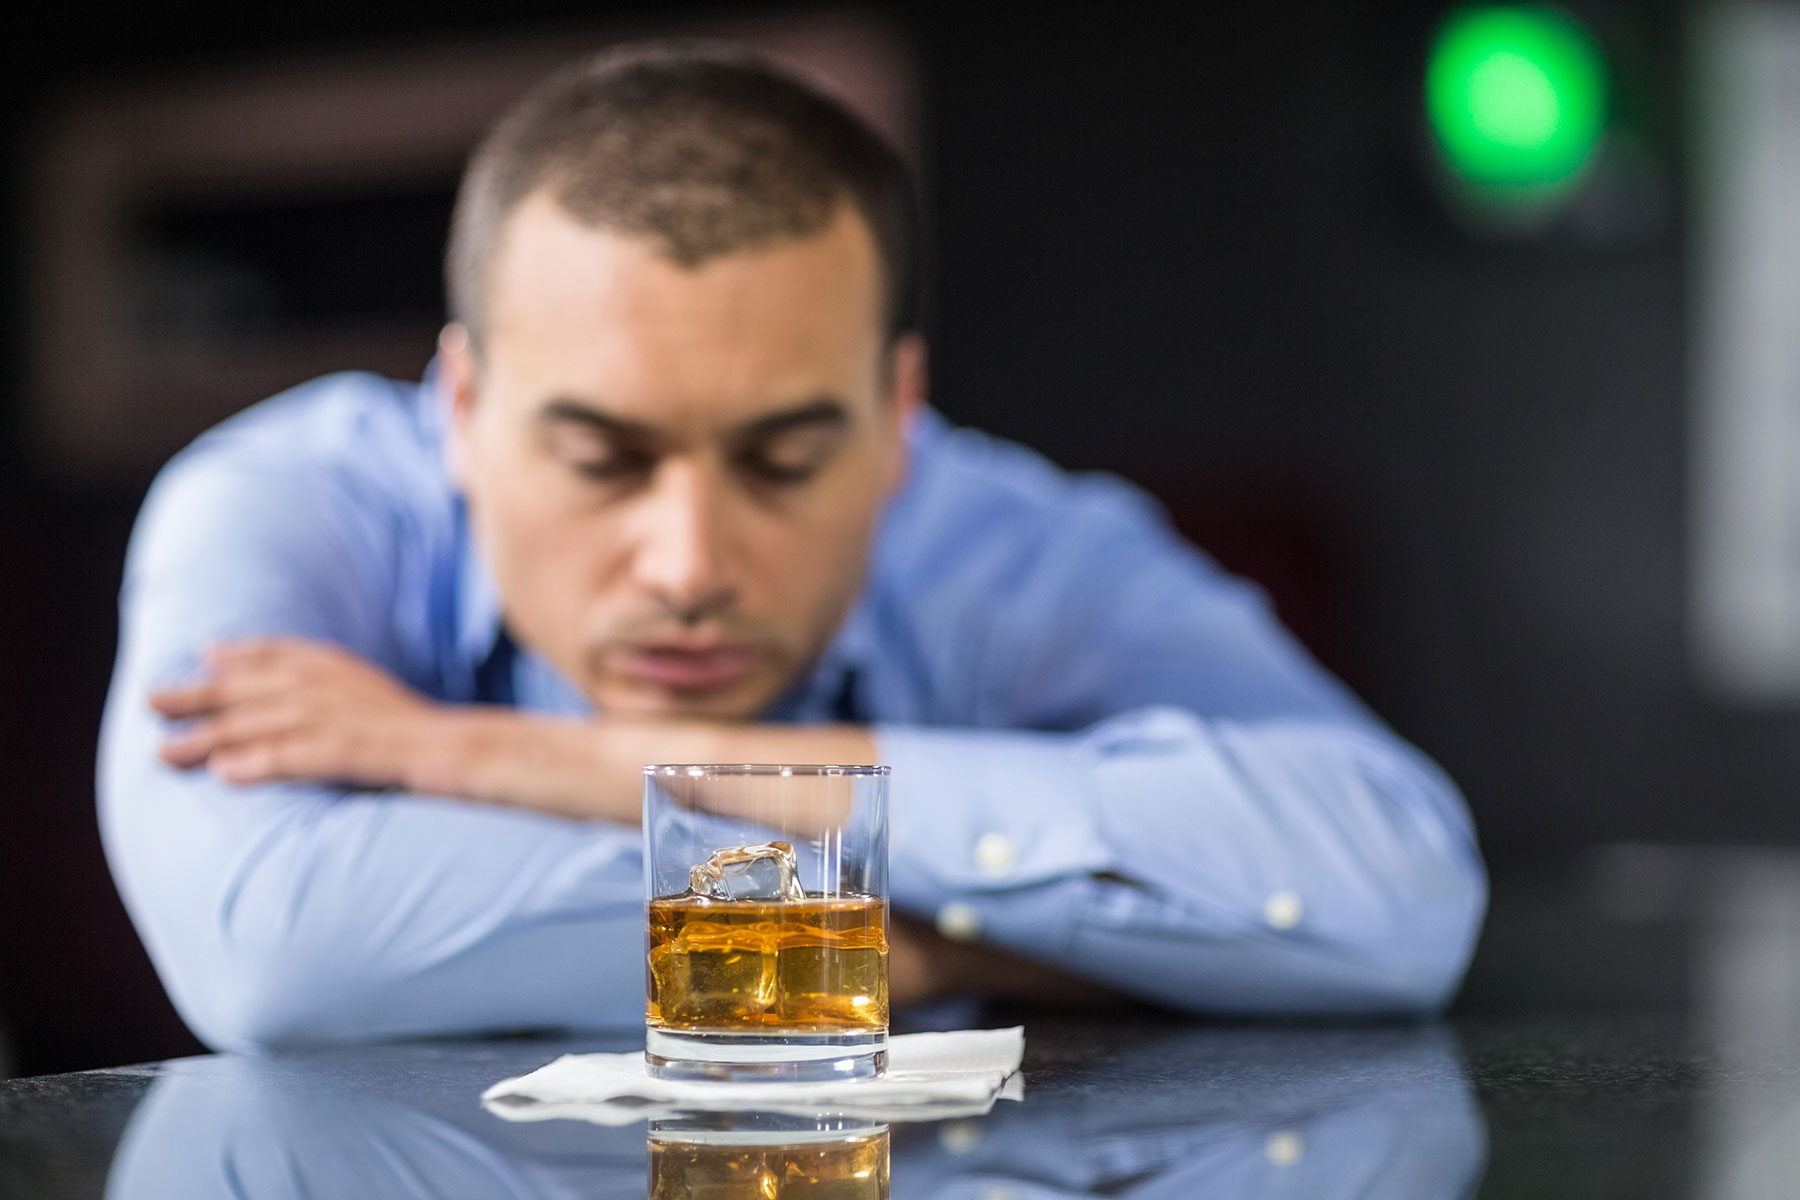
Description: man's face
xmin=443 ymin=193 xmax=922 ymax=720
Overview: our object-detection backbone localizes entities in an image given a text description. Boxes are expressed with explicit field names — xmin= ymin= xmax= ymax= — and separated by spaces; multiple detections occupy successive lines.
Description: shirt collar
xmin=771 ymin=587 xmax=878 ymax=722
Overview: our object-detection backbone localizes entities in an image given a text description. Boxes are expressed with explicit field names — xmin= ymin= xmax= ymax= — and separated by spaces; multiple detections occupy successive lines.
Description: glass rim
xmin=643 ymin=763 xmax=890 ymax=777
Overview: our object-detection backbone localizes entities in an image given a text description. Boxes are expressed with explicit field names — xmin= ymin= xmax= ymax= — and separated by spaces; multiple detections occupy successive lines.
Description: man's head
xmin=440 ymin=43 xmax=925 ymax=720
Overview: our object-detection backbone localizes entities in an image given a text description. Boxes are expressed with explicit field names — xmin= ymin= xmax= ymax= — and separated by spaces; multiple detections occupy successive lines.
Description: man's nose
xmin=633 ymin=458 xmax=737 ymax=625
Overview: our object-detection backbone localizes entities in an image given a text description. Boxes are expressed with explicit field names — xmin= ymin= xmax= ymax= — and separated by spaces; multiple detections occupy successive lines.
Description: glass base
xmin=650 ymin=1114 xmax=891 ymax=1142
xmin=645 ymin=1027 xmax=888 ymax=1082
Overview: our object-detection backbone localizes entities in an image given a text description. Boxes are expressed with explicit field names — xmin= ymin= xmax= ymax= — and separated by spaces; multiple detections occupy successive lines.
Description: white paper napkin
xmin=481 ymin=1027 xmax=1025 ymax=1126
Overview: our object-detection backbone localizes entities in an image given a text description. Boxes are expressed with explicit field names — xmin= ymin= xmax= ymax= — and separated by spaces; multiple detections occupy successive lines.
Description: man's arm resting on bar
xmin=99 ymin=456 xmax=675 ymax=1051
xmin=875 ymin=713 xmax=1485 ymax=1014
xmin=860 ymin=470 xmax=1486 ymax=1015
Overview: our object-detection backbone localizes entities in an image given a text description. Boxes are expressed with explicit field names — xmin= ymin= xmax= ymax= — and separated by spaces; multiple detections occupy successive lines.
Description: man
xmin=98 ymin=43 xmax=1484 ymax=1052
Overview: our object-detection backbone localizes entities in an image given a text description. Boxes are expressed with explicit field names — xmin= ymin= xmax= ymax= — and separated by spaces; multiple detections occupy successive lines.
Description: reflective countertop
xmin=0 ymin=1010 xmax=1781 ymax=1198
xmin=17 ymin=845 xmax=1800 ymax=1198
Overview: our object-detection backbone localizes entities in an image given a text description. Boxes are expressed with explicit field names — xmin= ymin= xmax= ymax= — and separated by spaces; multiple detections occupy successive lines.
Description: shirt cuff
xmin=872 ymin=723 xmax=1115 ymax=898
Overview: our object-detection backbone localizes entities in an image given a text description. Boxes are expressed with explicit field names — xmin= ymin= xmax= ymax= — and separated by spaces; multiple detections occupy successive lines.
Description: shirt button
xmin=973 ymin=832 xmax=1017 ymax=877
xmin=936 ymin=901 xmax=984 ymax=942
xmin=1264 ymin=890 xmax=1304 ymax=930
xmin=937 ymin=1119 xmax=984 ymax=1154
xmin=1265 ymin=1130 xmax=1305 ymax=1166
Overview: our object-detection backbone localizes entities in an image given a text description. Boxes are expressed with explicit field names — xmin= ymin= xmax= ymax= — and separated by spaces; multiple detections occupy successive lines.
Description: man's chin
xmin=591 ymin=676 xmax=776 ymax=722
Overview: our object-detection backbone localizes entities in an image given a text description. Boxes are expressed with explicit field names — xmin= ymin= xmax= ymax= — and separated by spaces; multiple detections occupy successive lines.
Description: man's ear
xmin=883 ymin=332 xmax=927 ymax=489
xmin=438 ymin=324 xmax=480 ymax=490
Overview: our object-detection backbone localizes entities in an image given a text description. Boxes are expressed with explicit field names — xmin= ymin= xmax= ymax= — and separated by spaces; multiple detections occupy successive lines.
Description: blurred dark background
xmin=0 ymin=0 xmax=1744 ymax=1075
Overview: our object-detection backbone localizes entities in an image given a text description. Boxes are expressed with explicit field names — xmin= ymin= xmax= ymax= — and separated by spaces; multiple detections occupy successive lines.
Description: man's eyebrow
xmin=536 ymin=399 xmax=658 ymax=441
xmin=534 ymin=396 xmax=848 ymax=444
xmin=730 ymin=398 xmax=850 ymax=441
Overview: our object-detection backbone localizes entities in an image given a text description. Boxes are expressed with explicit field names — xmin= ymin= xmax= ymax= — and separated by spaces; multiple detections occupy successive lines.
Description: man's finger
xmin=209 ymin=742 xmax=287 ymax=786
xmin=158 ymin=721 xmax=223 ymax=768
xmin=149 ymin=659 xmax=306 ymax=718
xmin=159 ymin=697 xmax=309 ymax=766
xmin=148 ymin=682 xmax=223 ymax=717
xmin=206 ymin=641 xmax=275 ymax=666
xmin=210 ymin=734 xmax=351 ymax=787
xmin=203 ymin=699 xmax=308 ymax=747
xmin=206 ymin=638 xmax=337 ymax=670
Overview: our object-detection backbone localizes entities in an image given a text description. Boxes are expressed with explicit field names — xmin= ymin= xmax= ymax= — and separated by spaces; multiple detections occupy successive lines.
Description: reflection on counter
xmin=101 ymin=1023 xmax=1483 ymax=1198
xmin=649 ymin=1116 xmax=889 ymax=1198
xmin=887 ymin=1024 xmax=1484 ymax=1199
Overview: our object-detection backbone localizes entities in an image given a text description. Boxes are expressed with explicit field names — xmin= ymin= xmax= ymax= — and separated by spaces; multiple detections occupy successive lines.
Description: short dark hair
xmin=447 ymin=41 xmax=919 ymax=346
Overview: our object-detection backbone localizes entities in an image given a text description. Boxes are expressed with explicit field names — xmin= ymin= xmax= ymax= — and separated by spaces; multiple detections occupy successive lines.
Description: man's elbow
xmin=1368 ymin=848 xmax=1488 ymax=1015
xmin=171 ymin=944 xmax=384 ymax=1052
xmin=1221 ymin=850 xmax=1486 ymax=1017
xmin=1336 ymin=742 xmax=1488 ymax=1014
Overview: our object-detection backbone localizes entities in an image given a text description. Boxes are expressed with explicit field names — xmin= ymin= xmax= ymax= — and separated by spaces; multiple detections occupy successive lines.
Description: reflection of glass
xmin=643 ymin=765 xmax=890 ymax=1083
xmin=648 ymin=1116 xmax=889 ymax=1199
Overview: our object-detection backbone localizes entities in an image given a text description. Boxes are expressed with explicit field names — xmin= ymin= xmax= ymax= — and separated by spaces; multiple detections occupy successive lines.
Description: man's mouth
xmin=615 ymin=644 xmax=756 ymax=692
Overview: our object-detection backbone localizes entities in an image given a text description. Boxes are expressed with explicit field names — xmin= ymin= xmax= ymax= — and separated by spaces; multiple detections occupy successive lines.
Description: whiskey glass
xmin=643 ymin=764 xmax=889 ymax=1082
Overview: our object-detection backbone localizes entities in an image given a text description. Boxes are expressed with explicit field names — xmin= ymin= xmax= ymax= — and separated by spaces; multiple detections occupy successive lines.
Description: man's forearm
xmin=418 ymin=707 xmax=879 ymax=825
xmin=151 ymin=637 xmax=879 ymax=826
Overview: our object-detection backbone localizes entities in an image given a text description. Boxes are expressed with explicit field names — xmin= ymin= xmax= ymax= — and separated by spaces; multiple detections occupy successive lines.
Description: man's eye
xmin=543 ymin=424 xmax=655 ymax=483
xmin=570 ymin=454 xmax=652 ymax=482
xmin=735 ymin=431 xmax=837 ymax=485
xmin=736 ymin=451 xmax=825 ymax=485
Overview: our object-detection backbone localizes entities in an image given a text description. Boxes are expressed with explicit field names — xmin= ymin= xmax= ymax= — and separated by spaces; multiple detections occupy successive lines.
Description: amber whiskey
xmin=646 ymin=893 xmax=888 ymax=1031
xmin=649 ymin=1128 xmax=890 ymax=1199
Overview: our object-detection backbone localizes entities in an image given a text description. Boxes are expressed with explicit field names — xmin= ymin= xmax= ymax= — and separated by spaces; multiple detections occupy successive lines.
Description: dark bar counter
xmin=10 ymin=847 xmax=1800 ymax=1198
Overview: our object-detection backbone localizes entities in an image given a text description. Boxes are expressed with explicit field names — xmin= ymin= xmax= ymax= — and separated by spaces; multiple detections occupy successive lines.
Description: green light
xmin=1426 ymin=5 xmax=1608 ymax=194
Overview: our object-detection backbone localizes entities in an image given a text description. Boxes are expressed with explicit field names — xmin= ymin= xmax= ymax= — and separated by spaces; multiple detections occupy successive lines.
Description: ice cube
xmin=649 ymin=931 xmax=777 ymax=1025
xmin=689 ymin=841 xmax=805 ymax=902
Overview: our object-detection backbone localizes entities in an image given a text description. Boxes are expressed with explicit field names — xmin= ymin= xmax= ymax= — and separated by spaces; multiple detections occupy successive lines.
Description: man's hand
xmin=149 ymin=638 xmax=642 ymax=822
xmin=152 ymin=640 xmax=445 ymax=792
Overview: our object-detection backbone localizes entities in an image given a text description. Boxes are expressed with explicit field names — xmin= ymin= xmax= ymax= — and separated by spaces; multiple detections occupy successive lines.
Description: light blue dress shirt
xmin=97 ymin=371 xmax=1485 ymax=1051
